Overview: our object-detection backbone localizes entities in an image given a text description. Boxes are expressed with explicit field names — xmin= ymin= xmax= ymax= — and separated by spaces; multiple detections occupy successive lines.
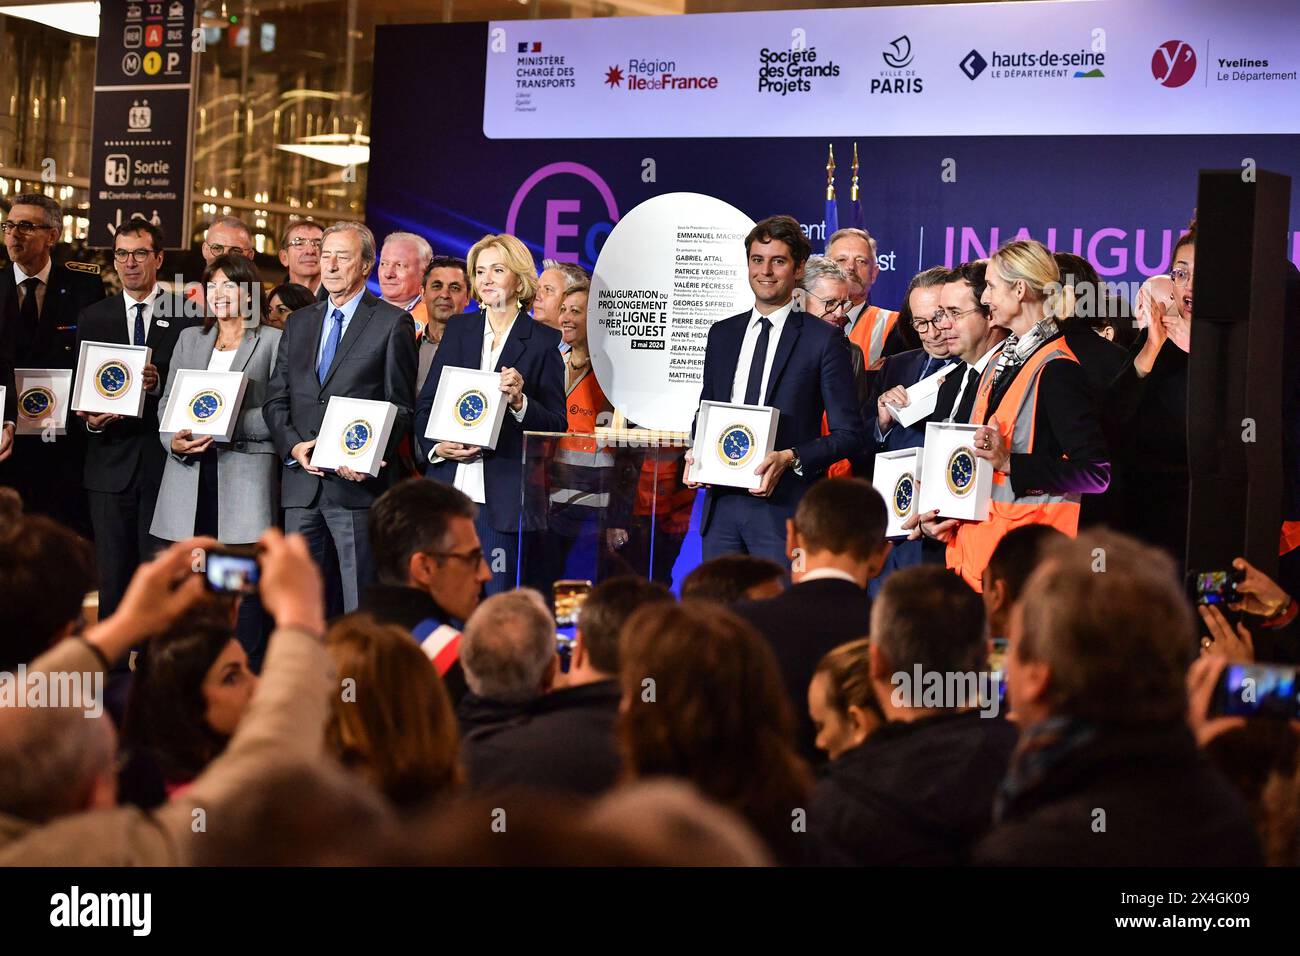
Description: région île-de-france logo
xmin=1152 ymin=40 xmax=1197 ymax=87
xmin=606 ymin=57 xmax=719 ymax=92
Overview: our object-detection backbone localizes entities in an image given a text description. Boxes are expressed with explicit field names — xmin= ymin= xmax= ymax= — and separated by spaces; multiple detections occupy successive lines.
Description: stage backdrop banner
xmin=588 ymin=192 xmax=754 ymax=430
xmin=485 ymin=0 xmax=1300 ymax=139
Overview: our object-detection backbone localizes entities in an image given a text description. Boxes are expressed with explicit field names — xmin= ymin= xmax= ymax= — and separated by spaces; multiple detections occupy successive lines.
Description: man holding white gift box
xmin=264 ymin=221 xmax=418 ymax=614
xmin=75 ymin=219 xmax=195 ymax=619
xmin=686 ymin=215 xmax=864 ymax=567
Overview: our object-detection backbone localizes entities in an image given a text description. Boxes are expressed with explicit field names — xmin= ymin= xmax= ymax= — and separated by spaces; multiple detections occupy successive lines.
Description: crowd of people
xmin=1 ymin=193 xmax=1299 ymax=866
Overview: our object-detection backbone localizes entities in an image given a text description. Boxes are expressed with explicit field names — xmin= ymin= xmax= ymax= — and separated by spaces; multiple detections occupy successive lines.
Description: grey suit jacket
xmin=151 ymin=323 xmax=283 ymax=543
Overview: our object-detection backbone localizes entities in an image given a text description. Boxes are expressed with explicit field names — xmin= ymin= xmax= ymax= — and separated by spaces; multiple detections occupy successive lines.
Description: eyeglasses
xmin=1170 ymin=267 xmax=1194 ymax=286
xmin=206 ymin=242 xmax=251 ymax=258
xmin=287 ymin=237 xmax=323 ymax=250
xmin=1 ymin=220 xmax=55 ymax=235
xmin=806 ymin=291 xmax=849 ymax=314
xmin=916 ymin=306 xmax=982 ymax=334
xmin=430 ymin=547 xmax=484 ymax=567
xmin=113 ymin=248 xmax=157 ymax=263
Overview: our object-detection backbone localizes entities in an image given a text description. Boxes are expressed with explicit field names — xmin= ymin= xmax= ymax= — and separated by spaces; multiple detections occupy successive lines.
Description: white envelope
xmin=309 ymin=396 xmax=398 ymax=478
xmin=14 ymin=369 xmax=73 ymax=436
xmin=159 ymin=369 xmax=249 ymax=442
xmin=71 ymin=341 xmax=152 ymax=418
xmin=886 ymin=362 xmax=957 ymax=428
xmin=873 ymin=447 xmax=924 ymax=539
xmin=425 ymin=366 xmax=508 ymax=451
xmin=689 ymin=399 xmax=780 ymax=491
xmin=917 ymin=421 xmax=992 ymax=522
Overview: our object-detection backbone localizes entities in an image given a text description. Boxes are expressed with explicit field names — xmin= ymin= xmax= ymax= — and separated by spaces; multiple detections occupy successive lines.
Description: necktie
xmin=18 ymin=278 xmax=40 ymax=330
xmin=919 ymin=355 xmax=934 ymax=380
xmin=953 ymin=366 xmax=981 ymax=423
xmin=132 ymin=302 xmax=147 ymax=346
xmin=743 ymin=316 xmax=772 ymax=405
xmin=318 ymin=308 xmax=343 ymax=383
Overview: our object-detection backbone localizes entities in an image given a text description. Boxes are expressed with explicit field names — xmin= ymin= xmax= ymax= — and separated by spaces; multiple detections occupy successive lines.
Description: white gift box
xmin=309 ymin=396 xmax=398 ymax=477
xmin=71 ymin=341 xmax=152 ymax=418
xmin=424 ymin=366 xmax=508 ymax=451
xmin=873 ymin=447 xmax=924 ymax=539
xmin=886 ymin=362 xmax=957 ymax=428
xmin=159 ymin=369 xmax=249 ymax=442
xmin=14 ymin=369 xmax=73 ymax=436
xmin=917 ymin=422 xmax=992 ymax=522
xmin=689 ymin=400 xmax=780 ymax=491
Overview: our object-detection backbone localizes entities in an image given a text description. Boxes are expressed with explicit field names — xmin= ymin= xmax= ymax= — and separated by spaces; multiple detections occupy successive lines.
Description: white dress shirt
xmin=13 ymin=258 xmax=52 ymax=317
xmin=123 ymin=283 xmax=163 ymax=344
xmin=444 ymin=315 xmax=530 ymax=504
xmin=798 ymin=567 xmax=859 ymax=585
xmin=729 ymin=301 xmax=795 ymax=406
xmin=947 ymin=341 xmax=1003 ymax=423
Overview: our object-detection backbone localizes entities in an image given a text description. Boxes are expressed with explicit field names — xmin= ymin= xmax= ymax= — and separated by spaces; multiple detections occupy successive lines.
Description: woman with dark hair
xmin=265 ymin=282 xmax=316 ymax=330
xmin=122 ymin=610 xmax=259 ymax=795
xmin=616 ymin=600 xmax=812 ymax=863
xmin=324 ymin=614 xmax=462 ymax=808
xmin=151 ymin=253 xmax=282 ymax=667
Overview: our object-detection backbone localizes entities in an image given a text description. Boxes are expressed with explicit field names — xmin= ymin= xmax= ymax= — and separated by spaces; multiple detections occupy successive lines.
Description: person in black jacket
xmin=357 ymin=478 xmax=493 ymax=705
xmin=0 ymin=193 xmax=105 ymax=534
xmin=807 ymin=565 xmax=1016 ymax=866
xmin=975 ymin=529 xmax=1263 ymax=866
xmin=462 ymin=576 xmax=672 ymax=796
xmin=735 ymin=477 xmax=891 ymax=764
xmin=75 ymin=219 xmax=198 ymax=619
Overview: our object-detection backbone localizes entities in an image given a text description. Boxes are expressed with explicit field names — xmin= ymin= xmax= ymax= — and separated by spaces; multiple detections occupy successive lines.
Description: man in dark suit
xmin=734 ymin=478 xmax=891 ymax=763
xmin=75 ymin=219 xmax=197 ymax=618
xmin=263 ymin=220 xmax=418 ymax=613
xmin=930 ymin=261 xmax=1007 ymax=425
xmin=0 ymin=194 xmax=105 ymax=533
xmin=414 ymin=233 xmax=569 ymax=595
xmin=687 ymin=215 xmax=864 ymax=566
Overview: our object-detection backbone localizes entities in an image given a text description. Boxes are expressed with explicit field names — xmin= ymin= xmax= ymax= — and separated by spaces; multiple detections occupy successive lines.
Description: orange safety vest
xmin=1282 ymin=520 xmax=1300 ymax=557
xmin=848 ymin=304 xmax=899 ymax=370
xmin=945 ymin=338 xmax=1083 ymax=591
xmin=563 ymin=366 xmax=609 ymax=435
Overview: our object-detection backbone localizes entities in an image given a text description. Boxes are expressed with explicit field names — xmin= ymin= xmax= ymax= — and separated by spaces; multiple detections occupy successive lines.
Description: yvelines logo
xmin=607 ymin=58 xmax=719 ymax=91
xmin=960 ymin=49 xmax=988 ymax=80
xmin=1152 ymin=40 xmax=1197 ymax=87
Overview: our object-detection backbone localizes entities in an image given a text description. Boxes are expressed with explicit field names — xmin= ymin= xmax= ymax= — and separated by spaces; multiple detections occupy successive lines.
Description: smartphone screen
xmin=205 ymin=551 xmax=260 ymax=595
xmin=553 ymin=580 xmax=592 ymax=674
xmin=1214 ymin=663 xmax=1300 ymax=719
xmin=1194 ymin=571 xmax=1237 ymax=606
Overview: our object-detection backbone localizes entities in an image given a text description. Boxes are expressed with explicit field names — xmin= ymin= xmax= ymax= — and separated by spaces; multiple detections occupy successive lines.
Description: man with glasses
xmin=202 ymin=216 xmax=255 ymax=265
xmin=0 ymin=194 xmax=105 ymax=528
xmin=278 ymin=219 xmax=324 ymax=296
xmin=932 ymin=261 xmax=1008 ymax=426
xmin=802 ymin=256 xmax=872 ymax=478
xmin=358 ymin=478 xmax=492 ymax=704
xmin=74 ymin=218 xmax=197 ymax=619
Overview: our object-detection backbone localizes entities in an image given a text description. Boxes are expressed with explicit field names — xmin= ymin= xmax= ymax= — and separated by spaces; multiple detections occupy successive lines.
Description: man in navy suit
xmin=414 ymin=233 xmax=568 ymax=595
xmin=866 ymin=267 xmax=958 ymax=592
xmin=263 ymin=221 xmax=418 ymax=614
xmin=74 ymin=219 xmax=198 ymax=618
xmin=687 ymin=215 xmax=864 ymax=566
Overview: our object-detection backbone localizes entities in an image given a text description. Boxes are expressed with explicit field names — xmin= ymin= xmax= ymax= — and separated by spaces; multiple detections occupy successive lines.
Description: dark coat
xmin=357 ymin=583 xmax=469 ymax=704
xmin=735 ymin=576 xmax=873 ymax=764
xmin=809 ymin=710 xmax=1019 ymax=866
xmin=973 ymin=722 xmax=1263 ymax=866
xmin=461 ymin=680 xmax=622 ymax=797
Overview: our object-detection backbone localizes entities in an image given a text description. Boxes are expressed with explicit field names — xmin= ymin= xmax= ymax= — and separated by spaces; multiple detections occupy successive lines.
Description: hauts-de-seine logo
xmin=1152 ymin=40 xmax=1198 ymax=87
xmin=874 ymin=34 xmax=922 ymax=94
xmin=455 ymin=388 xmax=489 ymax=427
xmin=716 ymin=423 xmax=756 ymax=469
xmin=960 ymin=49 xmax=988 ymax=80
xmin=947 ymin=446 xmax=977 ymax=497
xmin=341 ymin=419 xmax=373 ymax=457
xmin=892 ymin=471 xmax=915 ymax=517
xmin=961 ymin=35 xmax=1105 ymax=81
xmin=18 ymin=385 xmax=55 ymax=420
xmin=94 ymin=359 xmax=132 ymax=399
xmin=606 ymin=57 xmax=719 ymax=91
xmin=187 ymin=388 xmax=224 ymax=423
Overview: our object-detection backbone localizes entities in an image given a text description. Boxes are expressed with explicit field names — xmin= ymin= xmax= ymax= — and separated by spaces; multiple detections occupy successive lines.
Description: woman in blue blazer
xmin=414 ymin=233 xmax=567 ymax=594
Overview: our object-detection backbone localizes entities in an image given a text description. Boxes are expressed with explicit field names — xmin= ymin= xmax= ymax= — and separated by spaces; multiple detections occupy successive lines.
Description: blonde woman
xmin=414 ymin=233 xmax=568 ymax=594
xmin=912 ymin=239 xmax=1110 ymax=590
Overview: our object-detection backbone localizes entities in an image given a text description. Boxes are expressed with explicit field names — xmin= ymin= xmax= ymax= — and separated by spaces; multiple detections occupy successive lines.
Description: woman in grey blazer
xmin=153 ymin=254 xmax=283 ymax=545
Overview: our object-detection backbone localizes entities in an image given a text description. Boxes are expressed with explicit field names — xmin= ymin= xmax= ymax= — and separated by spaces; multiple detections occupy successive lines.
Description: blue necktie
xmin=318 ymin=308 xmax=343 ymax=383
xmin=919 ymin=355 xmax=934 ymax=380
xmin=744 ymin=316 xmax=772 ymax=405
xmin=132 ymin=303 xmax=146 ymax=346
